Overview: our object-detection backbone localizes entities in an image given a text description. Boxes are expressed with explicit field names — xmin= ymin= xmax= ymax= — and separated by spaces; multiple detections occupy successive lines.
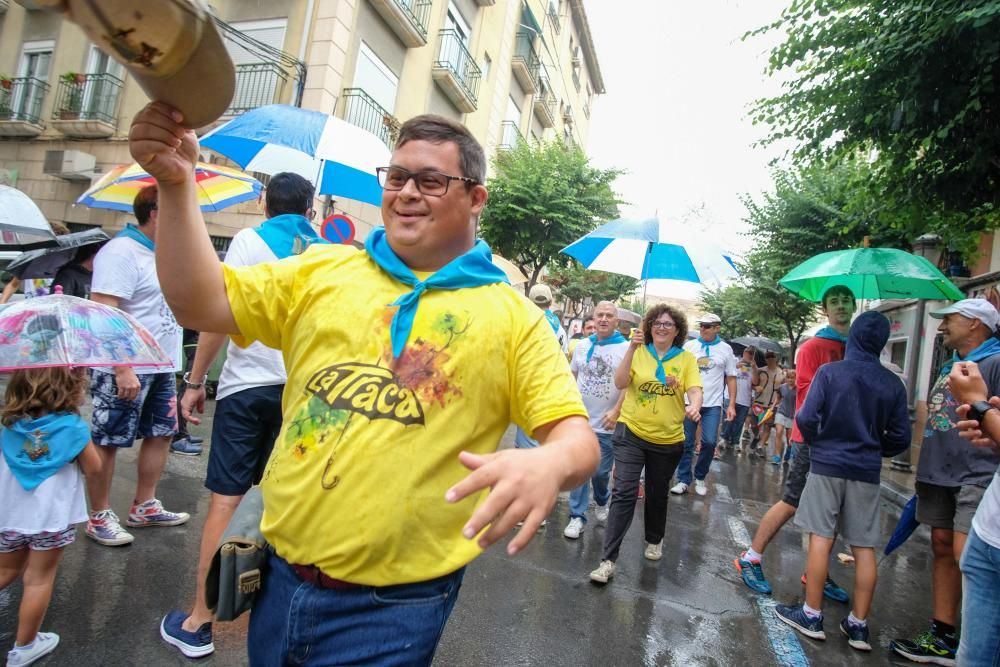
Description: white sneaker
xmin=670 ymin=482 xmax=688 ymax=495
xmin=589 ymin=560 xmax=616 ymax=583
xmin=644 ymin=541 xmax=663 ymax=561
xmin=563 ymin=517 xmax=584 ymax=539
xmin=594 ymin=504 xmax=609 ymax=524
xmin=735 ymin=444 xmax=743 ymax=454
xmin=695 ymin=480 xmax=708 ymax=496
xmin=7 ymin=632 xmax=59 ymax=666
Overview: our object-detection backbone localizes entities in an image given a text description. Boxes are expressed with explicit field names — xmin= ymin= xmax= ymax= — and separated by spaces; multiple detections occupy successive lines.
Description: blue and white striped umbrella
xmin=561 ymin=216 xmax=739 ymax=284
xmin=200 ymin=104 xmax=391 ymax=207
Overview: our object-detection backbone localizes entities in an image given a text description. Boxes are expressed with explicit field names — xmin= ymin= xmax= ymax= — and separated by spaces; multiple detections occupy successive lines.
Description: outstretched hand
xmin=955 ymin=398 xmax=1000 ymax=454
xmin=129 ymin=102 xmax=199 ymax=187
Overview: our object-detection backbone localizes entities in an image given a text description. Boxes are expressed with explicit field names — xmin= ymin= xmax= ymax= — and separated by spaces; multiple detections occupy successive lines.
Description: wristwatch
xmin=182 ymin=372 xmax=208 ymax=389
xmin=967 ymin=400 xmax=997 ymax=424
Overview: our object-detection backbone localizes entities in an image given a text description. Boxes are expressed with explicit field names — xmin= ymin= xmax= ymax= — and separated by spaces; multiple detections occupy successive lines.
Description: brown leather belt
xmin=289 ymin=563 xmax=362 ymax=591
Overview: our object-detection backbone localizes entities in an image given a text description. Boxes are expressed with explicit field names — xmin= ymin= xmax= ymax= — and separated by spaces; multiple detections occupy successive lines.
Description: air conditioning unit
xmin=43 ymin=150 xmax=97 ymax=181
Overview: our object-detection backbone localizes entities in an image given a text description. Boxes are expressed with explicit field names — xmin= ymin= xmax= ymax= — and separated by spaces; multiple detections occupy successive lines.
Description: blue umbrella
xmin=884 ymin=494 xmax=920 ymax=556
xmin=200 ymin=104 xmax=391 ymax=207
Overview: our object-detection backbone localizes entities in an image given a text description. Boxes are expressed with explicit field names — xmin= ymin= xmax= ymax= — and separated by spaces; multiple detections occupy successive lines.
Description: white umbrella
xmin=492 ymin=255 xmax=527 ymax=284
xmin=0 ymin=186 xmax=56 ymax=245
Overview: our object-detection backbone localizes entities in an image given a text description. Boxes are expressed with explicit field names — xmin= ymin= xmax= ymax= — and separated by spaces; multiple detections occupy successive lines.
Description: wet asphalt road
xmin=0 ymin=400 xmax=936 ymax=667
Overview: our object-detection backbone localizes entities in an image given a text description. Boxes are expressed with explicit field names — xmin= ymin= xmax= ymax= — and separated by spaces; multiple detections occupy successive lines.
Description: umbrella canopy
xmin=200 ymin=104 xmax=390 ymax=207
xmin=731 ymin=335 xmax=784 ymax=355
xmin=779 ymin=248 xmax=964 ymax=302
xmin=77 ymin=162 xmax=262 ymax=213
xmin=492 ymin=255 xmax=527 ymax=284
xmin=0 ymin=186 xmax=57 ymax=245
xmin=560 ymin=216 xmax=739 ymax=284
xmin=884 ymin=495 xmax=920 ymax=556
xmin=0 ymin=292 xmax=171 ymax=371
xmin=6 ymin=229 xmax=110 ymax=280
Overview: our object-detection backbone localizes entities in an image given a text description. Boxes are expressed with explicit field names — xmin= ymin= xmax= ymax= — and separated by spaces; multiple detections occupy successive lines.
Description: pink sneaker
xmin=126 ymin=498 xmax=190 ymax=528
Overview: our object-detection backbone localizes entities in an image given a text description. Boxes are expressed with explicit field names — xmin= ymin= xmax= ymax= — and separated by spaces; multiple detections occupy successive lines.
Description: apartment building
xmin=0 ymin=0 xmax=604 ymax=249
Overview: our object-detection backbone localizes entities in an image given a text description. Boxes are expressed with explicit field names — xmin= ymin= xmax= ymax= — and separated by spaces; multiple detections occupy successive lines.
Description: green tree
xmin=699 ymin=283 xmax=784 ymax=342
xmin=479 ymin=140 xmax=623 ymax=292
xmin=545 ymin=262 xmax=639 ymax=320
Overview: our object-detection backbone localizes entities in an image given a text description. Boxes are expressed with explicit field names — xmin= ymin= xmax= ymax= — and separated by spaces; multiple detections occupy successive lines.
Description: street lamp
xmin=912 ymin=233 xmax=943 ymax=268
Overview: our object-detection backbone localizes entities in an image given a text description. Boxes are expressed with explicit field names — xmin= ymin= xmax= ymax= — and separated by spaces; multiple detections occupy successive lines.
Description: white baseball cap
xmin=528 ymin=283 xmax=554 ymax=305
xmin=929 ymin=298 xmax=1000 ymax=332
xmin=698 ymin=313 xmax=722 ymax=325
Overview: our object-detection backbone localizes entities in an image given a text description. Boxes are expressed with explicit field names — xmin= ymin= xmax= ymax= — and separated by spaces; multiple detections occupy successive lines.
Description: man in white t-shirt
xmin=160 ymin=173 xmax=327 ymax=658
xmin=563 ymin=301 xmax=629 ymax=539
xmin=672 ymin=313 xmax=737 ymax=496
xmin=87 ymin=184 xmax=188 ymax=546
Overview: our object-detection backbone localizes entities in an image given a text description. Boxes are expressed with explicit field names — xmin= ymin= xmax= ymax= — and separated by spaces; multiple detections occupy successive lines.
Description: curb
xmin=880 ymin=478 xmax=913 ymax=510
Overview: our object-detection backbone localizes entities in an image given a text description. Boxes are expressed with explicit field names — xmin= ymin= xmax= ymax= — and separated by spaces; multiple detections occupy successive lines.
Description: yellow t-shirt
xmin=222 ymin=244 xmax=586 ymax=585
xmin=619 ymin=347 xmax=702 ymax=445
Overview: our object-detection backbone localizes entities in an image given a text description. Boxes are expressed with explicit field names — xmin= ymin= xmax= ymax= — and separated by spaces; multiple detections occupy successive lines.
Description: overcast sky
xmin=582 ymin=0 xmax=790 ymax=299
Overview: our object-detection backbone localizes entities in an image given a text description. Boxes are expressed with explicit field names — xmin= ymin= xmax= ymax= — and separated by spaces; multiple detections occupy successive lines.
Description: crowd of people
xmin=0 ymin=102 xmax=999 ymax=667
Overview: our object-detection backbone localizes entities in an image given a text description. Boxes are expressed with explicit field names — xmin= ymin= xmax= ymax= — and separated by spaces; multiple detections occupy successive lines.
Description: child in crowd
xmin=0 ymin=368 xmax=100 ymax=666
xmin=774 ymin=311 xmax=910 ymax=651
xmin=771 ymin=369 xmax=797 ymax=464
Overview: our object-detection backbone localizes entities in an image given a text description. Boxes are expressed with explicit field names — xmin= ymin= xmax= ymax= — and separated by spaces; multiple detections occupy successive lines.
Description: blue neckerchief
xmin=116 ymin=223 xmax=154 ymax=251
xmin=365 ymin=228 xmax=509 ymax=358
xmin=254 ymin=213 xmax=328 ymax=260
xmin=697 ymin=335 xmax=720 ymax=358
xmin=940 ymin=337 xmax=1000 ymax=377
xmin=1 ymin=413 xmax=89 ymax=491
xmin=543 ymin=309 xmax=561 ymax=334
xmin=586 ymin=331 xmax=627 ymax=363
xmin=646 ymin=343 xmax=683 ymax=385
xmin=815 ymin=325 xmax=848 ymax=343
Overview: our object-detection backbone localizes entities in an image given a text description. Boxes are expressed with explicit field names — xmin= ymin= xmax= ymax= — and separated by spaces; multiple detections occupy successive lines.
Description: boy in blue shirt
xmin=774 ymin=311 xmax=910 ymax=651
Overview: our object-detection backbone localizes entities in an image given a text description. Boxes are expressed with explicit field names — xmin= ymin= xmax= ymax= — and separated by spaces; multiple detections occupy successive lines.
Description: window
xmin=82 ymin=46 xmax=126 ymax=120
xmin=354 ymin=42 xmax=398 ymax=113
xmin=482 ymin=53 xmax=491 ymax=80
xmin=445 ymin=1 xmax=472 ymax=46
xmin=889 ymin=339 xmax=907 ymax=372
xmin=226 ymin=19 xmax=289 ymax=112
xmin=11 ymin=41 xmax=53 ymax=121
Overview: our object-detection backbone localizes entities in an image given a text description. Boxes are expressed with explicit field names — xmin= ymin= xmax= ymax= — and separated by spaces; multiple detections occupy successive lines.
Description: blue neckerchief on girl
xmin=543 ymin=310 xmax=561 ymax=334
xmin=939 ymin=336 xmax=1000 ymax=377
xmin=814 ymin=325 xmax=848 ymax=343
xmin=254 ymin=214 xmax=328 ymax=260
xmin=646 ymin=343 xmax=683 ymax=385
xmin=586 ymin=331 xmax=627 ymax=363
xmin=116 ymin=223 xmax=154 ymax=251
xmin=365 ymin=228 xmax=509 ymax=358
xmin=697 ymin=335 xmax=720 ymax=358
xmin=1 ymin=413 xmax=89 ymax=491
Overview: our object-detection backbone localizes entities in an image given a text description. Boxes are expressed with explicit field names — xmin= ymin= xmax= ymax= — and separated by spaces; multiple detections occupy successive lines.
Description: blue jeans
xmin=959 ymin=527 xmax=1000 ymax=666
xmin=514 ymin=426 xmax=539 ymax=449
xmin=677 ymin=406 xmax=722 ymax=485
xmin=569 ymin=432 xmax=615 ymax=521
xmin=248 ymin=552 xmax=464 ymax=666
xmin=721 ymin=403 xmax=750 ymax=444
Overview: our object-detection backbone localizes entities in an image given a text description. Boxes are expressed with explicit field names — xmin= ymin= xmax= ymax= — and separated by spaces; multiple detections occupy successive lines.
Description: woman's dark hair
xmin=641 ymin=303 xmax=688 ymax=347
xmin=265 ymin=172 xmax=315 ymax=217
xmin=133 ymin=185 xmax=158 ymax=225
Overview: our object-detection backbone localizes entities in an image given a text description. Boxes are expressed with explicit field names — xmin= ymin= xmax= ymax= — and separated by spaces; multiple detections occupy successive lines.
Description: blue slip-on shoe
xmin=734 ymin=553 xmax=772 ymax=594
xmin=774 ymin=603 xmax=826 ymax=640
xmin=771 ymin=455 xmax=781 ymax=465
xmin=170 ymin=437 xmax=202 ymax=457
xmin=840 ymin=618 xmax=872 ymax=651
xmin=160 ymin=610 xmax=215 ymax=658
xmin=800 ymin=574 xmax=851 ymax=603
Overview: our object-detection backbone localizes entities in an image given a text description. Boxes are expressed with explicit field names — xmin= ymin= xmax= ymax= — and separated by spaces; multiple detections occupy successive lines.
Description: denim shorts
xmin=205 ymin=384 xmax=283 ymax=496
xmin=0 ymin=527 xmax=76 ymax=552
xmin=90 ymin=370 xmax=178 ymax=447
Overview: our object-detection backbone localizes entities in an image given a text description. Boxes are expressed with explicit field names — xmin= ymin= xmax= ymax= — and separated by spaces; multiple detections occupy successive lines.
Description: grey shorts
xmin=795 ymin=473 xmax=882 ymax=547
xmin=774 ymin=414 xmax=794 ymax=429
xmin=915 ymin=481 xmax=987 ymax=534
xmin=782 ymin=441 xmax=811 ymax=508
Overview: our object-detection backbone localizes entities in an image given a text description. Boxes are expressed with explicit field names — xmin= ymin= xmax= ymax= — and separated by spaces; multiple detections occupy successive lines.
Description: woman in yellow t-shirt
xmin=589 ymin=303 xmax=703 ymax=584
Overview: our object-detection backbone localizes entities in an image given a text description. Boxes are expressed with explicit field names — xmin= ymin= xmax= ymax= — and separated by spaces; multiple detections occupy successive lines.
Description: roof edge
xmin=569 ymin=0 xmax=606 ymax=94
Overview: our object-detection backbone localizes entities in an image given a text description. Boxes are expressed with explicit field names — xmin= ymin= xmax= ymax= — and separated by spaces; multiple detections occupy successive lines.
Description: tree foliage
xmin=699 ymin=283 xmax=785 ymax=342
xmin=479 ymin=140 xmax=623 ymax=291
xmin=545 ymin=263 xmax=640 ymax=320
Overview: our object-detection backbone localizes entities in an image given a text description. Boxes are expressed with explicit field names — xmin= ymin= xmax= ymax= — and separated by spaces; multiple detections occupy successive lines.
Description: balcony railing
xmin=511 ymin=32 xmax=540 ymax=95
xmin=432 ymin=30 xmax=482 ymax=112
xmin=51 ymin=73 xmax=122 ymax=124
xmin=572 ymin=67 xmax=581 ymax=92
xmin=227 ymin=62 xmax=289 ymax=116
xmin=370 ymin=0 xmax=432 ymax=47
xmin=498 ymin=120 xmax=523 ymax=151
xmin=341 ymin=88 xmax=400 ymax=148
xmin=532 ymin=78 xmax=556 ymax=128
xmin=0 ymin=77 xmax=49 ymax=125
xmin=583 ymin=101 xmax=590 ymax=119
xmin=547 ymin=4 xmax=560 ymax=33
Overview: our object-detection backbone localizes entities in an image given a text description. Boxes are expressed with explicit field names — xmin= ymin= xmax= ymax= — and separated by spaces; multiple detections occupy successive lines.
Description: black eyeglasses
xmin=377 ymin=166 xmax=479 ymax=197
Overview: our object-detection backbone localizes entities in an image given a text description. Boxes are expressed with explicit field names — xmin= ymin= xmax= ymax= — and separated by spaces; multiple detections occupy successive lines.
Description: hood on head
xmin=846 ymin=311 xmax=889 ymax=362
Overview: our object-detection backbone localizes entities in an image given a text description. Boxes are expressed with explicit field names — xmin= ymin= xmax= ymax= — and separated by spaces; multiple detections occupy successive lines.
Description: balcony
xmin=572 ymin=67 xmax=581 ymax=92
xmin=50 ymin=73 xmax=123 ymax=138
xmin=511 ymin=32 xmax=540 ymax=95
xmin=369 ymin=0 xmax=431 ymax=48
xmin=225 ymin=62 xmax=289 ymax=117
xmin=498 ymin=120 xmax=524 ymax=151
xmin=341 ymin=88 xmax=400 ymax=149
xmin=547 ymin=3 xmax=560 ymax=33
xmin=474 ymin=0 xmax=495 ymax=4
xmin=532 ymin=79 xmax=556 ymax=128
xmin=0 ymin=77 xmax=48 ymax=137
xmin=432 ymin=30 xmax=482 ymax=113
xmin=583 ymin=101 xmax=590 ymax=119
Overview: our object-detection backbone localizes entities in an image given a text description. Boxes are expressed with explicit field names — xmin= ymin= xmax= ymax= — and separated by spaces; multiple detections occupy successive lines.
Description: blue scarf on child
xmin=254 ymin=214 xmax=328 ymax=260
xmin=814 ymin=325 xmax=848 ymax=343
xmin=1 ymin=413 xmax=89 ymax=491
xmin=365 ymin=228 xmax=509 ymax=358
xmin=586 ymin=331 xmax=627 ymax=363
xmin=647 ymin=343 xmax=683 ymax=385
xmin=116 ymin=223 xmax=154 ymax=251
xmin=939 ymin=336 xmax=1000 ymax=377
xmin=543 ymin=310 xmax=561 ymax=334
xmin=697 ymin=335 xmax=720 ymax=358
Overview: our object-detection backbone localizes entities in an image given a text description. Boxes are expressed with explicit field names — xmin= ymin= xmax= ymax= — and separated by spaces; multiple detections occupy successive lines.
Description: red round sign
xmin=321 ymin=214 xmax=356 ymax=245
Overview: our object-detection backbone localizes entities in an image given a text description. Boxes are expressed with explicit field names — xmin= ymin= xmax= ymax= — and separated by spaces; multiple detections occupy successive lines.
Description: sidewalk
xmin=880 ymin=458 xmax=916 ymax=508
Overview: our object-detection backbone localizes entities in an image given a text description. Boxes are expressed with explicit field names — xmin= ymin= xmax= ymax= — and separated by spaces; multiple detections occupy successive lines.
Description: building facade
xmin=0 ymin=0 xmax=604 ymax=249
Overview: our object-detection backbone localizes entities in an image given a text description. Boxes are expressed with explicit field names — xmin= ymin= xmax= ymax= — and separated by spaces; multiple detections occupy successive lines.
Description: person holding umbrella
xmin=51 ymin=243 xmax=102 ymax=299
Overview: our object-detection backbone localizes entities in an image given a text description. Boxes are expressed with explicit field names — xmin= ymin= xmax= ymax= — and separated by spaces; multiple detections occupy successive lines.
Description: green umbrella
xmin=779 ymin=248 xmax=964 ymax=302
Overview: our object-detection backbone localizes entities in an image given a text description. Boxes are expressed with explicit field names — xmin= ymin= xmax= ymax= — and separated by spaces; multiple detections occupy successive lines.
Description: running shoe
xmin=563 ymin=517 xmax=584 ymax=540
xmin=890 ymin=631 xmax=957 ymax=666
xmin=800 ymin=574 xmax=850 ymax=603
xmin=774 ymin=604 xmax=826 ymax=640
xmin=644 ymin=541 xmax=663 ymax=561
xmin=840 ymin=617 xmax=872 ymax=652
xmin=589 ymin=560 xmax=615 ymax=584
xmin=6 ymin=632 xmax=59 ymax=666
xmin=734 ymin=552 xmax=772 ymax=594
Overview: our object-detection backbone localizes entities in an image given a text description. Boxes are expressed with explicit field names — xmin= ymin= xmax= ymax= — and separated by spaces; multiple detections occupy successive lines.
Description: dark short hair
xmin=641 ymin=303 xmax=688 ymax=347
xmin=765 ymin=351 xmax=777 ymax=358
xmin=821 ymin=285 xmax=856 ymax=309
xmin=396 ymin=114 xmax=486 ymax=183
xmin=266 ymin=172 xmax=315 ymax=217
xmin=133 ymin=185 xmax=158 ymax=225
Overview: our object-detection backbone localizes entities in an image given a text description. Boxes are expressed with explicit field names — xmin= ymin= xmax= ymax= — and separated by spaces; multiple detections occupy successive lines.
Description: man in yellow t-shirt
xmin=129 ymin=103 xmax=598 ymax=666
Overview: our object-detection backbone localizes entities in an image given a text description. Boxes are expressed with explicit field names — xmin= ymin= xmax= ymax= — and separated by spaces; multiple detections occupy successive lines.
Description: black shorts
xmin=205 ymin=384 xmax=284 ymax=496
xmin=781 ymin=441 xmax=812 ymax=508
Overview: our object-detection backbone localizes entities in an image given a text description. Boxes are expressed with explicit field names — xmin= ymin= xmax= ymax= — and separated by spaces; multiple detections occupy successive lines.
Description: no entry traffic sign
xmin=321 ymin=214 xmax=356 ymax=245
